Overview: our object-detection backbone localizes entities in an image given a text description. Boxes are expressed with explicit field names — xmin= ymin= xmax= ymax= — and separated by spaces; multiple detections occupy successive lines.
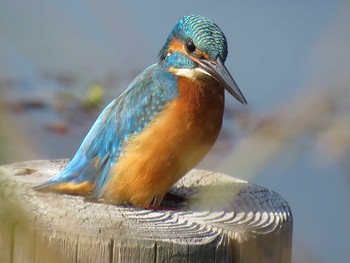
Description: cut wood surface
xmin=0 ymin=160 xmax=292 ymax=263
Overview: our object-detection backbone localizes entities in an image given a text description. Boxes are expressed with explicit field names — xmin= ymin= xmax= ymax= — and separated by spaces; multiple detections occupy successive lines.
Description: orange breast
xmin=102 ymin=77 xmax=225 ymax=207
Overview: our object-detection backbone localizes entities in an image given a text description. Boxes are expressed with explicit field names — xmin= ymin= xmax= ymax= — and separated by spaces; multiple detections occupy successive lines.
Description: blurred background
xmin=0 ymin=1 xmax=349 ymax=262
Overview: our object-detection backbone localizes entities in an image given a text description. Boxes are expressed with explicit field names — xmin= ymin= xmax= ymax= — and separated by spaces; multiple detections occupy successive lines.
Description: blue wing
xmin=34 ymin=64 xmax=178 ymax=196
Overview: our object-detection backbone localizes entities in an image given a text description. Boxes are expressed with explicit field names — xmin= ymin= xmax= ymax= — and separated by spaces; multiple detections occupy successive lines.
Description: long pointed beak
xmin=197 ymin=57 xmax=247 ymax=104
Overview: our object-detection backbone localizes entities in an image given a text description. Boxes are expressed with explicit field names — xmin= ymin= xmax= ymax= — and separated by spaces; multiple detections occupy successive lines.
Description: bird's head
xmin=159 ymin=15 xmax=247 ymax=104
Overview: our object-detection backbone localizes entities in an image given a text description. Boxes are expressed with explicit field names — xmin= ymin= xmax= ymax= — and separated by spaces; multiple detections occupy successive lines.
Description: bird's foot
xmin=163 ymin=192 xmax=188 ymax=203
xmin=145 ymin=192 xmax=188 ymax=211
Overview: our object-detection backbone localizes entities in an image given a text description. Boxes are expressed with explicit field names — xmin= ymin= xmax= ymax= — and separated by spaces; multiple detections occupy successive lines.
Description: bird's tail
xmin=33 ymin=157 xmax=97 ymax=196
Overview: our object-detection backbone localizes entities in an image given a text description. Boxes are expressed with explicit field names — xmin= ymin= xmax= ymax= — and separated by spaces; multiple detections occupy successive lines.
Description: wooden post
xmin=0 ymin=160 xmax=292 ymax=263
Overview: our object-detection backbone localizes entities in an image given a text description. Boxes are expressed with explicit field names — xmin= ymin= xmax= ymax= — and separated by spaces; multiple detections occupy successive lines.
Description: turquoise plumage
xmin=35 ymin=65 xmax=178 ymax=194
xmin=34 ymin=15 xmax=247 ymax=208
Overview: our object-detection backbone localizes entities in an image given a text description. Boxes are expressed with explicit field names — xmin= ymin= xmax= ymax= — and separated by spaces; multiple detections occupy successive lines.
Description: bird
xmin=34 ymin=15 xmax=247 ymax=208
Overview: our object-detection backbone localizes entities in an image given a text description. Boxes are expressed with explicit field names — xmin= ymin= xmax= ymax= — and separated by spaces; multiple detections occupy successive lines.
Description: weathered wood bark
xmin=0 ymin=160 xmax=292 ymax=263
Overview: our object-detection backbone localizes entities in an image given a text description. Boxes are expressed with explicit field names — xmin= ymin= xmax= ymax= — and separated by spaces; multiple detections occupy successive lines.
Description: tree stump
xmin=0 ymin=160 xmax=292 ymax=263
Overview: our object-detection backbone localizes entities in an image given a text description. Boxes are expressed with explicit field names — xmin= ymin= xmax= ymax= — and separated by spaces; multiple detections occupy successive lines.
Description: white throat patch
xmin=170 ymin=67 xmax=212 ymax=80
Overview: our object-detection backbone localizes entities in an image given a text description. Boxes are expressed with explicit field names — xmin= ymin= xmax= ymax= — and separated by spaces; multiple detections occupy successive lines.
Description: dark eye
xmin=185 ymin=38 xmax=196 ymax=53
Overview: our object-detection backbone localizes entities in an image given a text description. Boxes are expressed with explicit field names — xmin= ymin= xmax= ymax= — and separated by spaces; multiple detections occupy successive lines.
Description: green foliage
xmin=82 ymin=84 xmax=105 ymax=110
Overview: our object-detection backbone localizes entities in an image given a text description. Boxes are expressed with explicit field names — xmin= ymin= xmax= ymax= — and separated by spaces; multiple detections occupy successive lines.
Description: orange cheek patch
xmin=197 ymin=50 xmax=210 ymax=61
xmin=168 ymin=38 xmax=186 ymax=53
xmin=168 ymin=38 xmax=210 ymax=61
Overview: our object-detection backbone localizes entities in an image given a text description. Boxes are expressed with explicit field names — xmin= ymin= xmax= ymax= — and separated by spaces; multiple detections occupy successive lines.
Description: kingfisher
xmin=34 ymin=15 xmax=247 ymax=208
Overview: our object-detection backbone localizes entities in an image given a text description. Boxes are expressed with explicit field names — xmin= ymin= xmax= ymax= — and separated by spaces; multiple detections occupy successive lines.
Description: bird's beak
xmin=197 ymin=57 xmax=247 ymax=104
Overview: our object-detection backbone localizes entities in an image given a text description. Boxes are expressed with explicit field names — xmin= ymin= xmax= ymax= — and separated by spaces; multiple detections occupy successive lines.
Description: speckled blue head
xmin=158 ymin=15 xmax=247 ymax=104
xmin=159 ymin=15 xmax=228 ymax=62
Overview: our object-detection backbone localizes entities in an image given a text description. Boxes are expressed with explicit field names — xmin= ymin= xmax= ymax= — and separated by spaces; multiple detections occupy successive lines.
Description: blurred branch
xmin=223 ymin=70 xmax=350 ymax=180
